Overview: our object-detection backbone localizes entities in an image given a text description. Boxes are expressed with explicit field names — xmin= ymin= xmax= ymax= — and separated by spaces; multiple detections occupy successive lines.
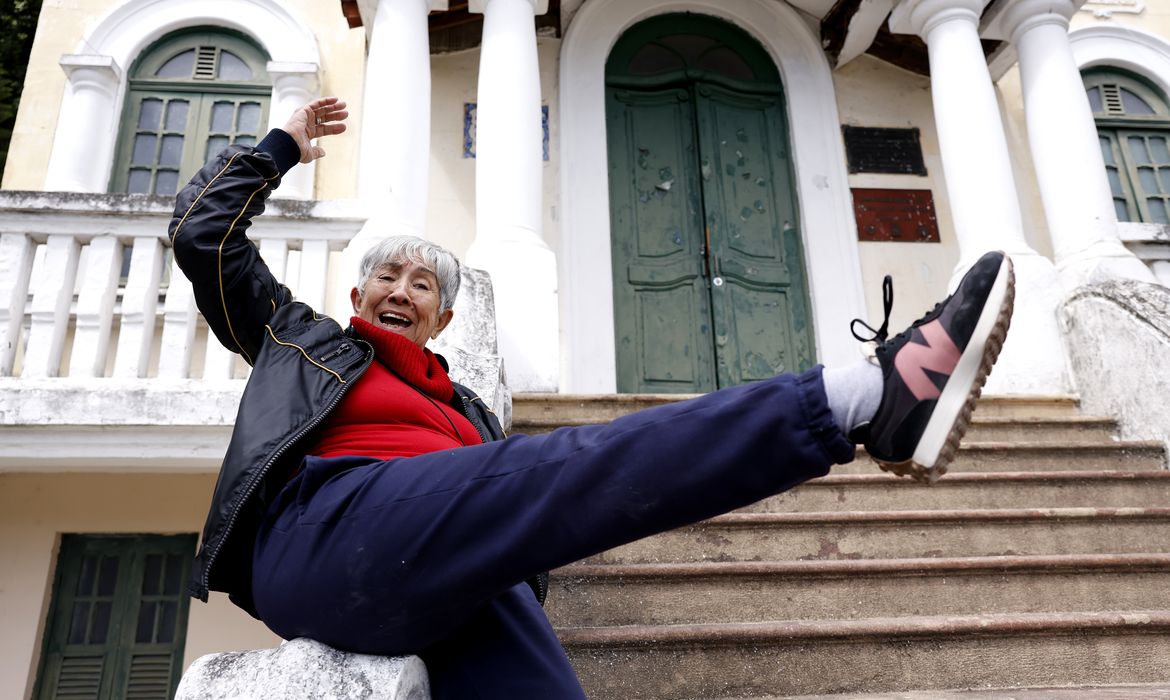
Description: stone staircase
xmin=513 ymin=394 xmax=1170 ymax=699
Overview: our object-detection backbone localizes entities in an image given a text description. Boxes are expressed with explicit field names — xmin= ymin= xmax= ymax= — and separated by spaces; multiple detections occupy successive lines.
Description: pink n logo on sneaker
xmin=894 ymin=320 xmax=961 ymax=400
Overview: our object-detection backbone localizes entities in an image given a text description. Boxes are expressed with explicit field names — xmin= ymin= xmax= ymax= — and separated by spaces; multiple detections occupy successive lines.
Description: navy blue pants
xmin=252 ymin=367 xmax=855 ymax=698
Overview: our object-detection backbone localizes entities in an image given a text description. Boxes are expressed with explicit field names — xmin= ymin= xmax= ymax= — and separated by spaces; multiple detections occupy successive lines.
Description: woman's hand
xmin=283 ymin=96 xmax=349 ymax=164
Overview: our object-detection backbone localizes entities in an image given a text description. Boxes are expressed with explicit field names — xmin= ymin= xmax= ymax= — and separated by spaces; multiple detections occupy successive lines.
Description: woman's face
xmin=351 ymin=258 xmax=453 ymax=348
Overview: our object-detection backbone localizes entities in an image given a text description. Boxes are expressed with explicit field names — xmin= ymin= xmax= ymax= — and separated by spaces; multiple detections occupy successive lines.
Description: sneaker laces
xmin=851 ymin=276 xmax=894 ymax=343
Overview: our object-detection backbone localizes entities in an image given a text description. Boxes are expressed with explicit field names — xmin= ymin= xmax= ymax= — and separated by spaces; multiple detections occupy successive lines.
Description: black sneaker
xmin=849 ymin=251 xmax=1015 ymax=483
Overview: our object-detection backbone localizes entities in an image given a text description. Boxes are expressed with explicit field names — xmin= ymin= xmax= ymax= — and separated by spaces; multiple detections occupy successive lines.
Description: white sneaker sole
xmin=877 ymin=254 xmax=1015 ymax=484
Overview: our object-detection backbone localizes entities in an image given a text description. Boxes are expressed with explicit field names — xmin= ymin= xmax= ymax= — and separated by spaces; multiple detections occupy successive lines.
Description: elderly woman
xmin=172 ymin=97 xmax=1013 ymax=698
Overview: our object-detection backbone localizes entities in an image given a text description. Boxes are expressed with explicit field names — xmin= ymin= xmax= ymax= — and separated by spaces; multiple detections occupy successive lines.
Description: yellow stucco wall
xmin=0 ymin=0 xmax=366 ymax=198
xmin=426 ymin=38 xmax=561 ymax=258
xmin=0 ymin=472 xmax=280 ymax=700
xmin=833 ymin=55 xmax=964 ymax=332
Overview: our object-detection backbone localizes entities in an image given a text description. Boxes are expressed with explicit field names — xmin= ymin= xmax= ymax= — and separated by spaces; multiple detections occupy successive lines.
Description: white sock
xmin=823 ymin=360 xmax=883 ymax=438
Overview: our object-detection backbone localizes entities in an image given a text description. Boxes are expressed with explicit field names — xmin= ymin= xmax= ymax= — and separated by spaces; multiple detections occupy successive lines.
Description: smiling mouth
xmin=379 ymin=312 xmax=412 ymax=329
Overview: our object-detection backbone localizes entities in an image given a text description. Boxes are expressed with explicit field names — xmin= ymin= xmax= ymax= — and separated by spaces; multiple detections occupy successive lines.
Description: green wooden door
xmin=694 ymin=83 xmax=815 ymax=387
xmin=607 ymin=81 xmax=815 ymax=392
xmin=605 ymin=13 xmax=815 ymax=394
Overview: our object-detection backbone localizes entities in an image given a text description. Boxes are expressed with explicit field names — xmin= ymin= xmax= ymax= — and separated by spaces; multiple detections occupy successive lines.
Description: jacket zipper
xmin=318 ymin=342 xmax=351 ymax=364
xmin=460 ymin=394 xmax=490 ymax=444
xmin=200 ymin=339 xmax=374 ymax=595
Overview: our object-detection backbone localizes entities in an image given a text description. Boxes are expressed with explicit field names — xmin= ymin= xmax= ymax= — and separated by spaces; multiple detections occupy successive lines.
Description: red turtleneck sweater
xmin=304 ymin=317 xmax=483 ymax=460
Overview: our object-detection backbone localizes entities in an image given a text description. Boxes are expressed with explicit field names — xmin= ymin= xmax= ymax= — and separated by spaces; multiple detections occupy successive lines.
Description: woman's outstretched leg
xmin=253 ymin=366 xmax=850 ymax=653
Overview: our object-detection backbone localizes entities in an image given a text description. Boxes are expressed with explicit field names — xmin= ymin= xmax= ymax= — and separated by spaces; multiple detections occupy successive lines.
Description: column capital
xmin=58 ymin=54 xmax=121 ymax=96
xmin=469 ymin=0 xmax=549 ymax=15
xmin=982 ymin=0 xmax=1075 ymax=42
xmin=266 ymin=62 xmax=321 ymax=95
xmin=356 ymin=0 xmax=447 ymax=32
xmin=889 ymin=0 xmax=989 ymax=38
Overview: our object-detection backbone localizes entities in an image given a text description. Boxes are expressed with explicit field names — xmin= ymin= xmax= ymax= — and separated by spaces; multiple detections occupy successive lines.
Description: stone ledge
xmin=175 ymin=638 xmax=430 ymax=700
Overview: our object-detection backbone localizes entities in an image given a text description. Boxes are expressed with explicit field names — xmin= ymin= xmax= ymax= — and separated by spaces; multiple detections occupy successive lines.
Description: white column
xmin=890 ymin=0 xmax=1069 ymax=394
xmin=267 ymin=62 xmax=321 ymax=201
xmin=158 ymin=258 xmax=198 ymax=379
xmin=45 ymin=55 xmax=122 ymax=192
xmin=0 ymin=234 xmax=34 ymax=376
xmin=113 ymin=236 xmax=165 ymax=378
xmin=24 ymin=236 xmax=81 ymax=378
xmin=992 ymin=0 xmax=1156 ymax=286
xmin=69 ymin=236 xmax=122 ymax=377
xmin=467 ymin=0 xmax=558 ymax=392
xmin=335 ymin=0 xmax=445 ymax=318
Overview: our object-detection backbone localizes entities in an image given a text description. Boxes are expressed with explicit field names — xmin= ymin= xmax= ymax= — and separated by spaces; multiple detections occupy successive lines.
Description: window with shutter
xmin=33 ymin=535 xmax=197 ymax=700
xmin=110 ymin=28 xmax=272 ymax=197
xmin=1084 ymin=68 xmax=1170 ymax=224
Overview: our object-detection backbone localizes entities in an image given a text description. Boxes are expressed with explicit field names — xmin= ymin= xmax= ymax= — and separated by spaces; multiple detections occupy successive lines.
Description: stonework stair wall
xmin=1060 ymin=280 xmax=1170 ymax=453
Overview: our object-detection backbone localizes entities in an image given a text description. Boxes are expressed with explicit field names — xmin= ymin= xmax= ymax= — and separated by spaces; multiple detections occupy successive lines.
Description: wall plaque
xmin=842 ymin=126 xmax=927 ymax=175
xmin=852 ymin=188 xmax=940 ymax=242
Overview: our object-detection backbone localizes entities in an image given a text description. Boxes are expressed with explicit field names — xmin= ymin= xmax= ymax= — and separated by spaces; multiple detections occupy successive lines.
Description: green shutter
xmin=34 ymin=535 xmax=197 ymax=700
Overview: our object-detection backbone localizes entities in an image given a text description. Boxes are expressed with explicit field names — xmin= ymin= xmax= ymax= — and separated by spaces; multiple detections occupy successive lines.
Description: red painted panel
xmin=852 ymin=188 xmax=941 ymax=243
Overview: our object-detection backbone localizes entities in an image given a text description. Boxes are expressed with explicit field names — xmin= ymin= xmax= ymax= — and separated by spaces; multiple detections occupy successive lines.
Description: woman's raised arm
xmin=168 ymin=97 xmax=348 ymax=365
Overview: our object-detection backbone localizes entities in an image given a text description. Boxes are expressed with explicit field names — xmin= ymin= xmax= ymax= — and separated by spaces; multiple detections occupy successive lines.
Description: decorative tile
xmin=542 ymin=105 xmax=549 ymax=162
xmin=463 ymin=102 xmax=477 ymax=158
xmin=462 ymin=102 xmax=550 ymax=161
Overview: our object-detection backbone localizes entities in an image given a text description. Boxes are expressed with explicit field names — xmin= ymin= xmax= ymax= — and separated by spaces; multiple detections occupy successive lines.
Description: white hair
xmin=356 ymin=236 xmax=462 ymax=312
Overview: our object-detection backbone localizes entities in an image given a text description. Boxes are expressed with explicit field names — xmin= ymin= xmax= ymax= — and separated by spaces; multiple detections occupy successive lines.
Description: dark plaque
xmin=852 ymin=188 xmax=940 ymax=243
xmin=842 ymin=126 xmax=927 ymax=175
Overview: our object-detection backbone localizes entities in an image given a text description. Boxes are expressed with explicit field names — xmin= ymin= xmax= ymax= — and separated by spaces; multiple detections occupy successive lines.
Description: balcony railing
xmin=0 ymin=190 xmax=364 ymax=381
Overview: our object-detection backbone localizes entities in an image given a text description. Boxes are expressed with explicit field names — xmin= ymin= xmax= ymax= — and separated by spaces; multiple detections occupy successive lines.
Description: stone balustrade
xmin=0 ymin=190 xmax=363 ymax=381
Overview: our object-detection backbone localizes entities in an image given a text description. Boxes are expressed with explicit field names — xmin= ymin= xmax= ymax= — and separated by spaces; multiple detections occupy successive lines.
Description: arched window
xmin=111 ymin=29 xmax=271 ymax=196
xmin=1085 ymin=67 xmax=1170 ymax=224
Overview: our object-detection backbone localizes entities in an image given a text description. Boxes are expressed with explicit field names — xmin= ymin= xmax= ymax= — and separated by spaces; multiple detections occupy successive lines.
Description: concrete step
xmin=749 ymin=471 xmax=1170 ymax=512
xmin=547 ymin=553 xmax=1170 ymax=627
xmin=960 ymin=416 xmax=1116 ymax=444
xmin=512 ymin=394 xmax=1086 ymax=427
xmin=836 ymin=441 xmax=1166 ymax=474
xmin=558 ymin=611 xmax=1170 ymax=698
xmin=585 ymin=508 xmax=1170 ymax=564
xmin=786 ymin=685 xmax=1170 ymax=700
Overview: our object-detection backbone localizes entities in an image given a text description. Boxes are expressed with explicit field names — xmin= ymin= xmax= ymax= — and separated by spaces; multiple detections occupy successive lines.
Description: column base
xmin=466 ymin=231 xmax=559 ymax=392
xmin=1057 ymin=238 xmax=1158 ymax=289
xmin=978 ymin=252 xmax=1072 ymax=395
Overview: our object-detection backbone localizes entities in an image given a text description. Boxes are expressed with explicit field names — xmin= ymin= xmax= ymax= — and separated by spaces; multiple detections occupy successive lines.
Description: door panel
xmin=694 ymin=83 xmax=816 ymax=384
xmin=607 ymin=87 xmax=716 ymax=393
xmin=637 ymin=284 xmax=708 ymax=386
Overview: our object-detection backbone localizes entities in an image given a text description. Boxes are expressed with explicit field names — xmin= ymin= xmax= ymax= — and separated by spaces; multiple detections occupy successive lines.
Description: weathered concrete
xmin=548 ymin=553 xmax=1170 ymax=626
xmin=431 ymin=266 xmax=512 ymax=429
xmin=560 ymin=611 xmax=1170 ymax=698
xmin=175 ymin=638 xmax=430 ymax=700
xmin=1060 ymin=280 xmax=1170 ymax=458
xmin=584 ymin=507 xmax=1170 ymax=563
xmin=758 ymin=470 xmax=1170 ymax=512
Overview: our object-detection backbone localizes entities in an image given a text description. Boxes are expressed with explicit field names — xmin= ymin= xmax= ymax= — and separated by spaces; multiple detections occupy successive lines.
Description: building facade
xmin=2 ymin=0 xmax=1170 ymax=696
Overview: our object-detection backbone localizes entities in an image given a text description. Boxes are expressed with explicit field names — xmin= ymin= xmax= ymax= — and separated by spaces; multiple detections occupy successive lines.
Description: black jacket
xmin=170 ymin=138 xmax=509 ymax=616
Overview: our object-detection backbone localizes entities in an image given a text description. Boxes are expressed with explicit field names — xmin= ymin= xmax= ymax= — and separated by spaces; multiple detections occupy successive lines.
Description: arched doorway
xmin=605 ymin=13 xmax=816 ymax=393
